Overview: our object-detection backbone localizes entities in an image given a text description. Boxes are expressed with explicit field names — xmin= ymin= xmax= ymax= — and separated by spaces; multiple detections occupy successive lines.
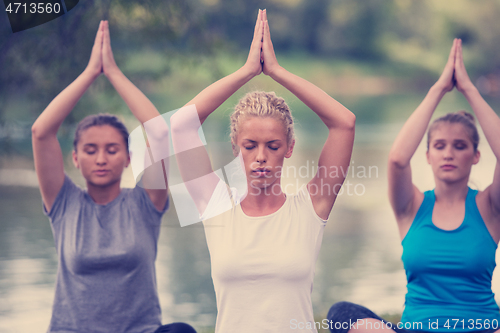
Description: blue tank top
xmin=401 ymin=188 xmax=500 ymax=332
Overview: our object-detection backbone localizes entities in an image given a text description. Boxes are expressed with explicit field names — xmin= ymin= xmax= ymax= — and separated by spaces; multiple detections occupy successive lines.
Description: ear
xmin=473 ymin=149 xmax=480 ymax=165
xmin=72 ymin=150 xmax=80 ymax=169
xmin=285 ymin=139 xmax=295 ymax=158
xmin=125 ymin=152 xmax=131 ymax=168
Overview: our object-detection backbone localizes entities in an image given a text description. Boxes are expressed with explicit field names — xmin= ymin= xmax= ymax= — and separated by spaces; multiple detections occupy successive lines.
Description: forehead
xmin=78 ymin=125 xmax=126 ymax=146
xmin=237 ymin=117 xmax=286 ymax=142
xmin=430 ymin=123 xmax=471 ymax=142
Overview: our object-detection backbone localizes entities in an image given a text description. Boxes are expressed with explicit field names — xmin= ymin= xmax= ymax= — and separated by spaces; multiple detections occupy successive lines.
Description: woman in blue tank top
xmin=327 ymin=40 xmax=500 ymax=332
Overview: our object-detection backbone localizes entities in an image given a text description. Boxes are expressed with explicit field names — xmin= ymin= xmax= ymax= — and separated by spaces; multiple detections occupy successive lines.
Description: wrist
xmin=238 ymin=65 xmax=259 ymax=82
xmin=459 ymin=83 xmax=478 ymax=96
xmin=104 ymin=67 xmax=123 ymax=80
xmin=429 ymin=83 xmax=449 ymax=97
xmin=81 ymin=68 xmax=101 ymax=82
xmin=268 ymin=65 xmax=285 ymax=80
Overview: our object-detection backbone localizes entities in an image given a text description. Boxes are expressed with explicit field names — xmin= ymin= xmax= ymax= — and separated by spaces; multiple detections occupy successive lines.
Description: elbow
xmin=388 ymin=149 xmax=409 ymax=169
xmin=31 ymin=123 xmax=45 ymax=140
xmin=335 ymin=111 xmax=356 ymax=131
xmin=142 ymin=117 xmax=169 ymax=147
xmin=170 ymin=104 xmax=201 ymax=134
xmin=169 ymin=112 xmax=182 ymax=134
xmin=345 ymin=112 xmax=356 ymax=131
xmin=169 ymin=113 xmax=187 ymax=139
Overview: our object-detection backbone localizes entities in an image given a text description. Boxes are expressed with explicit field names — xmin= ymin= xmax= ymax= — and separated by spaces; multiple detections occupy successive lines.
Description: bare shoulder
xmin=394 ymin=187 xmax=425 ymax=241
xmin=476 ymin=187 xmax=500 ymax=243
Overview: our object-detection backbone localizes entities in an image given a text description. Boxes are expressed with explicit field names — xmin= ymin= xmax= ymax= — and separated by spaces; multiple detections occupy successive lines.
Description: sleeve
xmin=131 ymin=182 xmax=169 ymax=223
xmin=43 ymin=174 xmax=82 ymax=225
xmin=297 ymin=184 xmax=328 ymax=225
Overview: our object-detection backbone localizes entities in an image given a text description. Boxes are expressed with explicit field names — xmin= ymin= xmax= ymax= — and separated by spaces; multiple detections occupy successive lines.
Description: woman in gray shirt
xmin=31 ymin=20 xmax=195 ymax=333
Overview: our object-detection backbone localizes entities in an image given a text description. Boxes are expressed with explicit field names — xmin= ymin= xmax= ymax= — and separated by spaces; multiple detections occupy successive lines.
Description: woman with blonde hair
xmin=171 ymin=9 xmax=355 ymax=333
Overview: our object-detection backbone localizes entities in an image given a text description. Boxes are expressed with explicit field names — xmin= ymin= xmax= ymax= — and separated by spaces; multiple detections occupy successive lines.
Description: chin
xmin=249 ymin=178 xmax=279 ymax=191
xmin=87 ymin=177 xmax=120 ymax=188
xmin=437 ymin=175 xmax=469 ymax=185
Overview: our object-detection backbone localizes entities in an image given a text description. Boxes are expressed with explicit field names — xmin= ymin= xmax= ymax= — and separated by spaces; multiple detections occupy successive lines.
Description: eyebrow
xmin=432 ymin=139 xmax=468 ymax=144
xmin=83 ymin=143 xmax=122 ymax=148
xmin=243 ymin=139 xmax=282 ymax=143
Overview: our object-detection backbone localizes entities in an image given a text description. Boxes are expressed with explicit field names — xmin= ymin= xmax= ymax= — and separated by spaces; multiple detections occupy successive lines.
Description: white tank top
xmin=202 ymin=180 xmax=327 ymax=333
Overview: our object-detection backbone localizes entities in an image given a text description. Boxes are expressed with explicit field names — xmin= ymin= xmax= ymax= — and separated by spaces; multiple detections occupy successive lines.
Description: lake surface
xmin=1 ymin=118 xmax=499 ymax=332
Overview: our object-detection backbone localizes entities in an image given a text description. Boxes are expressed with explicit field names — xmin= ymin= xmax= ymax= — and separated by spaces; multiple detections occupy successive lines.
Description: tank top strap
xmin=411 ymin=189 xmax=436 ymax=228
xmin=465 ymin=187 xmax=478 ymax=218
xmin=464 ymin=187 xmax=497 ymax=246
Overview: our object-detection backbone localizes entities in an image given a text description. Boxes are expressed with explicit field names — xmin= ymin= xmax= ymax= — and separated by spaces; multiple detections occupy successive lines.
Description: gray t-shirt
xmin=44 ymin=175 xmax=168 ymax=333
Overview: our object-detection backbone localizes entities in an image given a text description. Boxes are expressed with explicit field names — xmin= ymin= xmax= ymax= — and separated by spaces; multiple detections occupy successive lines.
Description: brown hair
xmin=427 ymin=111 xmax=479 ymax=151
xmin=230 ymin=91 xmax=294 ymax=156
xmin=73 ymin=114 xmax=129 ymax=153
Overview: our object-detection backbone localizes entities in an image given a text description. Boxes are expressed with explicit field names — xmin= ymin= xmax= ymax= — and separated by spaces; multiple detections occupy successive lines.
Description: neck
xmin=86 ymin=180 xmax=122 ymax=205
xmin=433 ymin=177 xmax=469 ymax=204
xmin=241 ymin=181 xmax=286 ymax=214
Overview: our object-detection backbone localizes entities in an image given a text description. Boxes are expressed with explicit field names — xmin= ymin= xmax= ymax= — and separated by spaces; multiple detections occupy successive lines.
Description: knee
xmin=327 ymin=301 xmax=361 ymax=321
xmin=155 ymin=322 xmax=197 ymax=333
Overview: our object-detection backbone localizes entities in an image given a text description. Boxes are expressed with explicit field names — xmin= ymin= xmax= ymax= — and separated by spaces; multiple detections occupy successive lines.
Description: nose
xmin=443 ymin=145 xmax=454 ymax=160
xmin=96 ymin=149 xmax=107 ymax=165
xmin=256 ymin=146 xmax=267 ymax=163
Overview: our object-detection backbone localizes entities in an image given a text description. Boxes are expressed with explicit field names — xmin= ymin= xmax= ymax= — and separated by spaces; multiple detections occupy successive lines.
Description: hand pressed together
xmin=242 ymin=9 xmax=282 ymax=79
xmin=84 ymin=20 xmax=121 ymax=79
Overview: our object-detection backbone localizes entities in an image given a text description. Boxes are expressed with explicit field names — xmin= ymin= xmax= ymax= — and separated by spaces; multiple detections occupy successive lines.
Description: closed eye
xmin=434 ymin=144 xmax=445 ymax=150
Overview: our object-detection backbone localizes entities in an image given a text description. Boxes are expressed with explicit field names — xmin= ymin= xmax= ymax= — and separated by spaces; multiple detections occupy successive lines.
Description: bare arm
xmin=388 ymin=39 xmax=458 ymax=232
xmin=455 ymin=39 xmax=500 ymax=216
xmin=170 ymin=10 xmax=264 ymax=215
xmin=32 ymin=21 xmax=104 ymax=212
xmin=260 ymin=11 xmax=355 ymax=220
xmin=101 ymin=21 xmax=168 ymax=211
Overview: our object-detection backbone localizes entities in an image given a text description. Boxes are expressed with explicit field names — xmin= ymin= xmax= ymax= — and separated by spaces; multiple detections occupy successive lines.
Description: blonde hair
xmin=230 ymin=91 xmax=295 ymax=156
xmin=427 ymin=111 xmax=479 ymax=151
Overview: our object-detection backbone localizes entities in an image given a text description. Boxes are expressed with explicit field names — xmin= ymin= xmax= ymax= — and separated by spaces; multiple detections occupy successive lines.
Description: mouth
xmin=251 ymin=168 xmax=271 ymax=178
xmin=440 ymin=164 xmax=457 ymax=171
xmin=93 ymin=169 xmax=110 ymax=176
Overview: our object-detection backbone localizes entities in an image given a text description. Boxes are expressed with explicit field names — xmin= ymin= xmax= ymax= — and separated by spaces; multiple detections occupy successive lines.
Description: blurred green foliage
xmin=1 ymin=0 xmax=500 ymax=127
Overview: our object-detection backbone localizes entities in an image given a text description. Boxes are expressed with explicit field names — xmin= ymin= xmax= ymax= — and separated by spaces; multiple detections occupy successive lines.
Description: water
xmin=0 ymin=121 xmax=499 ymax=332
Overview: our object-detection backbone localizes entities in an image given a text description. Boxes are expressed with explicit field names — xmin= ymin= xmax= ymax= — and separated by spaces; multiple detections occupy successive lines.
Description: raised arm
xmin=455 ymin=39 xmax=500 ymax=216
xmin=100 ymin=21 xmax=168 ymax=211
xmin=170 ymin=10 xmax=264 ymax=215
xmin=260 ymin=11 xmax=355 ymax=220
xmin=388 ymin=39 xmax=458 ymax=233
xmin=32 ymin=21 xmax=104 ymax=212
